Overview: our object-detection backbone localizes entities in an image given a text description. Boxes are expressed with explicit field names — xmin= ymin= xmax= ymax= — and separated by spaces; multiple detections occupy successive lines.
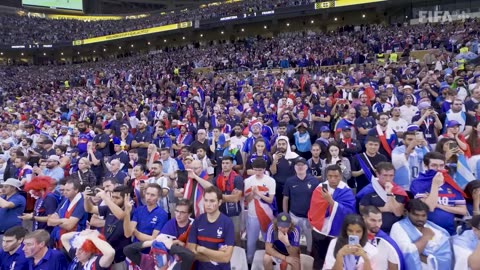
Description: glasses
xmin=253 ymin=168 xmax=265 ymax=171
xmin=175 ymin=210 xmax=189 ymax=215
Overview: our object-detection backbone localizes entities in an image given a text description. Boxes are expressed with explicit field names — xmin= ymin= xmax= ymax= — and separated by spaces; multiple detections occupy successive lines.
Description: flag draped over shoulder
xmin=356 ymin=177 xmax=408 ymax=203
xmin=376 ymin=230 xmax=406 ymax=270
xmin=184 ymin=171 xmax=209 ymax=217
xmin=454 ymin=154 xmax=475 ymax=188
xmin=356 ymin=153 xmax=374 ymax=182
xmin=308 ymin=182 xmax=355 ymax=237
xmin=244 ymin=185 xmax=275 ymax=233
xmin=411 ymin=169 xmax=466 ymax=198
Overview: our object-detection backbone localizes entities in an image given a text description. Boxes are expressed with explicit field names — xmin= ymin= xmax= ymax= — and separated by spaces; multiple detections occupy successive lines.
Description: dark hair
xmin=403 ymin=130 xmax=416 ymax=140
xmin=423 ymin=151 xmax=446 ymax=166
xmin=434 ymin=138 xmax=456 ymax=155
xmin=252 ymin=157 xmax=267 ymax=169
xmin=134 ymin=163 xmax=148 ymax=172
xmin=252 ymin=138 xmax=267 ymax=154
xmin=112 ymin=185 xmax=130 ymax=198
xmin=375 ymin=162 xmax=395 ymax=174
xmin=4 ymin=226 xmax=28 ymax=239
xmin=325 ymin=164 xmax=342 ymax=175
xmin=102 ymin=177 xmax=117 ymax=185
xmin=464 ymin=180 xmax=480 ymax=205
xmin=176 ymin=199 xmax=193 ymax=214
xmin=365 ymin=136 xmax=380 ymax=144
xmin=160 ymin=148 xmax=170 ymax=153
xmin=333 ymin=214 xmax=368 ymax=257
xmin=470 ymin=215 xmax=480 ymax=229
xmin=406 ymin=199 xmax=430 ymax=213
xmin=278 ymin=122 xmax=287 ymax=128
xmin=311 ymin=143 xmax=321 ymax=150
xmin=203 ymin=186 xmax=222 ymax=201
xmin=376 ymin=112 xmax=389 ymax=120
xmin=221 ymin=156 xmax=234 ymax=162
xmin=196 ymin=147 xmax=207 ymax=153
xmin=151 ymin=161 xmax=163 ymax=167
xmin=128 ymin=149 xmax=138 ymax=154
xmin=65 ymin=179 xmax=81 ymax=191
xmin=467 ymin=121 xmax=480 ymax=147
xmin=325 ymin=142 xmax=341 ymax=164
xmin=44 ymin=139 xmax=53 ymax=145
xmin=360 ymin=205 xmax=381 ymax=217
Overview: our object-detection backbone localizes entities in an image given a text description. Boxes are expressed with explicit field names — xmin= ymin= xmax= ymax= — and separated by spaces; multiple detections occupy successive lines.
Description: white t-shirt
xmin=399 ymin=105 xmax=419 ymax=124
xmin=230 ymin=136 xmax=247 ymax=151
xmin=388 ymin=118 xmax=409 ymax=134
xmin=323 ymin=238 xmax=380 ymax=269
xmin=244 ymin=174 xmax=276 ymax=217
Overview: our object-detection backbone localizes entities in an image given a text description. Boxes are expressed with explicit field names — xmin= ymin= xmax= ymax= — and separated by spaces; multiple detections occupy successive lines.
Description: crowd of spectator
xmin=2 ymin=17 xmax=480 ymax=270
xmin=0 ymin=0 xmax=313 ymax=45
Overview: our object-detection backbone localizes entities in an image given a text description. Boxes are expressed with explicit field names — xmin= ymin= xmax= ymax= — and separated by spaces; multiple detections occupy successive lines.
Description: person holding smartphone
xmin=323 ymin=214 xmax=376 ymax=270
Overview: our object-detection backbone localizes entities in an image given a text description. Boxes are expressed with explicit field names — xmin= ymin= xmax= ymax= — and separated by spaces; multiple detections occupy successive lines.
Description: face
xmin=196 ymin=149 xmax=206 ymax=159
xmin=377 ymin=115 xmax=388 ymax=127
xmin=365 ymin=141 xmax=380 ymax=154
xmin=174 ymin=205 xmax=190 ymax=224
xmin=203 ymin=192 xmax=220 ymax=214
xmin=427 ymin=158 xmax=445 ymax=171
xmin=277 ymin=140 xmax=287 ymax=153
xmin=2 ymin=236 xmax=22 ymax=253
xmin=110 ymin=191 xmax=124 ymax=207
xmin=191 ymin=161 xmax=203 ymax=175
xmin=408 ymin=210 xmax=428 ymax=227
xmin=14 ymin=158 xmax=23 ymax=168
xmin=326 ymin=170 xmax=341 ymax=188
xmin=75 ymin=248 xmax=93 ymax=263
xmin=150 ymin=164 xmax=162 ymax=177
xmin=133 ymin=165 xmax=144 ymax=178
xmin=377 ymin=169 xmax=394 ymax=186
xmin=311 ymin=145 xmax=321 ymax=157
xmin=347 ymin=109 xmax=356 ymax=120
xmin=255 ymin=142 xmax=265 ymax=153
xmin=294 ymin=162 xmax=308 ymax=174
xmin=23 ymin=238 xmax=44 ymax=258
xmin=221 ymin=159 xmax=233 ymax=173
xmin=346 ymin=224 xmax=363 ymax=239
xmin=145 ymin=187 xmax=160 ymax=206
xmin=329 ymin=146 xmax=340 ymax=158
xmin=251 ymin=125 xmax=261 ymax=134
xmin=102 ymin=181 xmax=115 ymax=192
xmin=64 ymin=183 xmax=78 ymax=200
xmin=447 ymin=125 xmax=460 ymax=135
xmin=452 ymin=101 xmax=463 ymax=112
xmin=364 ymin=213 xmax=382 ymax=234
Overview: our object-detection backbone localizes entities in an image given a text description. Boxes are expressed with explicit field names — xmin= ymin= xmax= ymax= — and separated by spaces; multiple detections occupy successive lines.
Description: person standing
xmin=0 ymin=178 xmax=26 ymax=243
xmin=270 ymin=136 xmax=297 ymax=212
xmin=308 ymin=165 xmax=356 ymax=269
xmin=283 ymin=157 xmax=318 ymax=254
xmin=187 ymin=186 xmax=234 ymax=269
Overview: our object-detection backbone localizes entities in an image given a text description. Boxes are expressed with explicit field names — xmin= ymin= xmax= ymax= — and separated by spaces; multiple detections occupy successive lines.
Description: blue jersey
xmin=77 ymin=131 xmax=94 ymax=155
xmin=265 ymin=223 xmax=300 ymax=247
xmin=0 ymin=193 xmax=25 ymax=232
xmin=187 ymin=213 xmax=234 ymax=270
xmin=0 ymin=244 xmax=29 ymax=270
xmin=132 ymin=205 xmax=168 ymax=241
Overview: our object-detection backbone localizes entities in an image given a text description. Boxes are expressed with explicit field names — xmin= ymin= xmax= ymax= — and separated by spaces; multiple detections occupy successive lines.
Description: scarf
xmin=244 ymin=185 xmax=275 ymax=233
xmin=356 ymin=177 xmax=409 ymax=203
xmin=376 ymin=125 xmax=396 ymax=157
xmin=183 ymin=170 xmax=208 ymax=217
xmin=216 ymin=171 xmax=238 ymax=193
xmin=53 ymin=193 xmax=82 ymax=248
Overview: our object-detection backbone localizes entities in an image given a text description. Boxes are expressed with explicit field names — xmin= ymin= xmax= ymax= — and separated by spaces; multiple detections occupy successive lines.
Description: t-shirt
xmin=411 ymin=182 xmax=465 ymax=235
xmin=244 ymin=175 xmax=276 ymax=217
xmin=132 ymin=205 xmax=168 ymax=241
xmin=324 ymin=239 xmax=379 ymax=270
xmin=265 ymin=222 xmax=300 ymax=247
xmin=359 ymin=193 xmax=406 ymax=233
xmin=0 ymin=193 xmax=26 ymax=232
xmin=161 ymin=218 xmax=191 ymax=239
xmin=33 ymin=193 xmax=58 ymax=232
xmin=351 ymin=153 xmax=388 ymax=192
xmin=311 ymin=104 xmax=331 ymax=133
xmin=283 ymin=175 xmax=318 ymax=218
xmin=98 ymin=206 xmax=130 ymax=263
xmin=56 ymin=196 xmax=87 ymax=232
xmin=354 ymin=116 xmax=375 ymax=142
xmin=0 ymin=244 xmax=29 ymax=270
xmin=212 ymin=174 xmax=244 ymax=217
xmin=392 ymin=145 xmax=428 ymax=190
xmin=399 ymin=105 xmax=419 ymax=124
xmin=272 ymin=158 xmax=295 ymax=186
xmin=411 ymin=114 xmax=437 ymax=144
xmin=187 ymin=213 xmax=235 ymax=270
xmin=133 ymin=129 xmax=152 ymax=158
xmin=147 ymin=176 xmax=170 ymax=213
xmin=388 ymin=118 xmax=408 ymax=134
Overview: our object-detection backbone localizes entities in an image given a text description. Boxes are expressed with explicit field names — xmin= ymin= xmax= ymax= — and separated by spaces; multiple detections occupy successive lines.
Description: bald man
xmin=175 ymin=160 xmax=210 ymax=217
xmin=105 ymin=159 xmax=129 ymax=185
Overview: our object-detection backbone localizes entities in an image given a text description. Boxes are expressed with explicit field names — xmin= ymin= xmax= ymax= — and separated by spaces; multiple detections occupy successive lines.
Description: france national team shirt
xmin=77 ymin=131 xmax=94 ymax=155
xmin=391 ymin=145 xmax=428 ymax=190
xmin=242 ymin=135 xmax=271 ymax=154
xmin=265 ymin=223 xmax=300 ymax=247
xmin=0 ymin=193 xmax=26 ymax=233
xmin=132 ymin=205 xmax=168 ymax=241
xmin=411 ymin=181 xmax=465 ymax=235
xmin=28 ymin=249 xmax=68 ymax=270
xmin=161 ymin=218 xmax=192 ymax=239
xmin=0 ymin=244 xmax=29 ymax=270
xmin=187 ymin=213 xmax=235 ymax=270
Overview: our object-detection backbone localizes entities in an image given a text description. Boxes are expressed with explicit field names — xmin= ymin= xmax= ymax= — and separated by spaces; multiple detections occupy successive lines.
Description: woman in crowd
xmin=321 ymin=143 xmax=351 ymax=183
xmin=245 ymin=138 xmax=272 ymax=176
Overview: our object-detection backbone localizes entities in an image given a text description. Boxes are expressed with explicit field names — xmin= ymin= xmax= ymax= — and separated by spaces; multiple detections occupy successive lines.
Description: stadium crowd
xmin=2 ymin=17 xmax=480 ymax=270
xmin=0 ymin=0 xmax=313 ymax=45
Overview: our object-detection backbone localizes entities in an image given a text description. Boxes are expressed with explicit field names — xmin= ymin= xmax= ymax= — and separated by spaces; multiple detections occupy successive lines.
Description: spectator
xmin=0 ymin=178 xmax=26 ymax=243
xmin=0 ymin=226 xmax=29 ymax=270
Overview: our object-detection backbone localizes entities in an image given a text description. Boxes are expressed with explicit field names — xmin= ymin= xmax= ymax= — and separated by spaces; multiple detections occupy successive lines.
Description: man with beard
xmin=84 ymin=186 xmax=130 ymax=270
xmin=146 ymin=161 xmax=170 ymax=214
xmin=367 ymin=113 xmax=398 ymax=161
xmin=361 ymin=206 xmax=404 ymax=270
xmin=55 ymin=126 xmax=71 ymax=150
xmin=311 ymin=95 xmax=331 ymax=134
xmin=399 ymin=94 xmax=418 ymax=124
xmin=131 ymin=120 xmax=152 ymax=160
xmin=229 ymin=124 xmax=246 ymax=152
xmin=390 ymin=199 xmax=452 ymax=270
xmin=153 ymin=125 xmax=172 ymax=150
xmin=76 ymin=121 xmax=94 ymax=156
xmin=0 ymin=226 xmax=29 ymax=270
xmin=270 ymin=136 xmax=297 ymax=212
xmin=35 ymin=155 xmax=64 ymax=183
xmin=15 ymin=156 xmax=33 ymax=186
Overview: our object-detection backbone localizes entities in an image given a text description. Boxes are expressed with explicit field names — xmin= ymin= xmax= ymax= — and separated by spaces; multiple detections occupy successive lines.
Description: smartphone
xmin=322 ymin=183 xmax=328 ymax=192
xmin=415 ymin=132 xmax=423 ymax=140
xmin=449 ymin=142 xmax=458 ymax=150
xmin=348 ymin=235 xmax=360 ymax=246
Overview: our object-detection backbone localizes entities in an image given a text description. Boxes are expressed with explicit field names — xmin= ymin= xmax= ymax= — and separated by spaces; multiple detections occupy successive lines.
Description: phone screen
xmin=322 ymin=183 xmax=328 ymax=191
xmin=415 ymin=132 xmax=424 ymax=140
xmin=348 ymin=235 xmax=360 ymax=246
xmin=449 ymin=142 xmax=458 ymax=150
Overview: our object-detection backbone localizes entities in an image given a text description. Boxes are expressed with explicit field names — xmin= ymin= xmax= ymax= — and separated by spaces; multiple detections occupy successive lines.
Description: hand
xmin=384 ymin=182 xmax=393 ymax=194
xmin=421 ymin=227 xmax=435 ymax=239
xmin=351 ymin=244 xmax=367 ymax=258
xmin=83 ymin=187 xmax=94 ymax=198
xmin=18 ymin=213 xmax=33 ymax=220
xmin=473 ymin=189 xmax=480 ymax=202
xmin=285 ymin=256 xmax=300 ymax=265
xmin=320 ymin=187 xmax=333 ymax=203
xmin=218 ymin=245 xmax=228 ymax=252
xmin=278 ymin=231 xmax=291 ymax=245
xmin=95 ymin=188 xmax=107 ymax=199
xmin=252 ymin=186 xmax=260 ymax=196
xmin=186 ymin=168 xmax=197 ymax=179
xmin=432 ymin=172 xmax=444 ymax=187
xmin=124 ymin=194 xmax=133 ymax=213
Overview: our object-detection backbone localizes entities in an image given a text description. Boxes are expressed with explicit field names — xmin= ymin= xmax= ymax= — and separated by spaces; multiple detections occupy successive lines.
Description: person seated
xmin=323 ymin=214 xmax=378 ymax=270
xmin=390 ymin=199 xmax=452 ymax=270
xmin=263 ymin=212 xmax=301 ymax=270
xmin=453 ymin=215 xmax=480 ymax=270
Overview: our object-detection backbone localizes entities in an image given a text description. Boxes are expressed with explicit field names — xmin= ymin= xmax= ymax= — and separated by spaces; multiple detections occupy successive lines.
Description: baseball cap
xmin=217 ymin=134 xmax=227 ymax=146
xmin=3 ymin=178 xmax=22 ymax=190
xmin=320 ymin=126 xmax=330 ymax=133
xmin=418 ymin=102 xmax=431 ymax=110
xmin=47 ymin=155 xmax=60 ymax=164
xmin=294 ymin=157 xmax=307 ymax=165
xmin=277 ymin=212 xmax=292 ymax=228
xmin=446 ymin=120 xmax=461 ymax=128
xmin=406 ymin=124 xmax=420 ymax=131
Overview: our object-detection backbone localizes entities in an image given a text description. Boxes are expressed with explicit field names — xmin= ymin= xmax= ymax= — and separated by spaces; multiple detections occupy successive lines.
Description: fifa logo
xmin=418 ymin=10 xmax=470 ymax=23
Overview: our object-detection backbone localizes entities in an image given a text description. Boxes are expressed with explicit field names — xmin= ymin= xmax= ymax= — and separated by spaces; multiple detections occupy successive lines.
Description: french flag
xmin=245 ymin=185 xmax=275 ymax=232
